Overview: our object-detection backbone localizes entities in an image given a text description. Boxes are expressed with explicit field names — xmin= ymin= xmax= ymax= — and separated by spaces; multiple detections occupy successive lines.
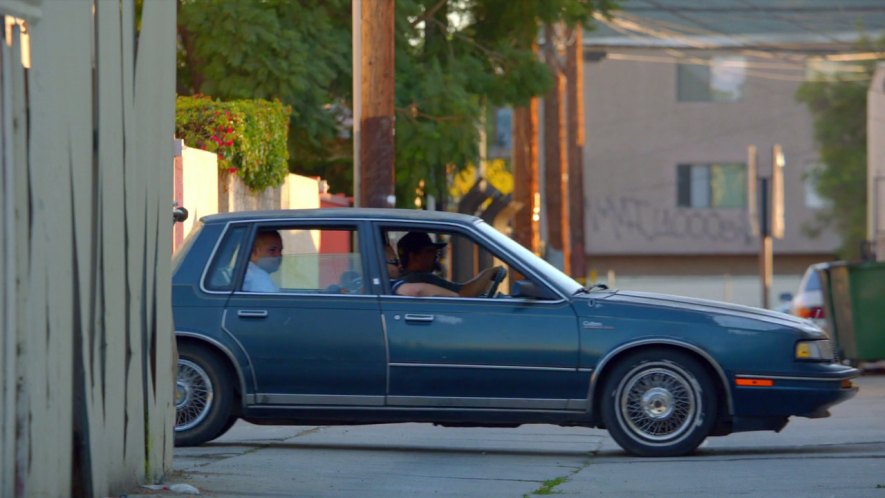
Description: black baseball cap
xmin=397 ymin=232 xmax=447 ymax=257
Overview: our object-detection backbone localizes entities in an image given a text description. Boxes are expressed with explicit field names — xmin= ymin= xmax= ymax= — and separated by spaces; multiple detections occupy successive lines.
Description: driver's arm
xmin=457 ymin=266 xmax=502 ymax=297
xmin=396 ymin=282 xmax=458 ymax=298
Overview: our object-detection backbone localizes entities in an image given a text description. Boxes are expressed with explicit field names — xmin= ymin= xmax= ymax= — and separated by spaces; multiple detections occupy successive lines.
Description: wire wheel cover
xmin=176 ymin=359 xmax=214 ymax=432
xmin=618 ymin=365 xmax=698 ymax=442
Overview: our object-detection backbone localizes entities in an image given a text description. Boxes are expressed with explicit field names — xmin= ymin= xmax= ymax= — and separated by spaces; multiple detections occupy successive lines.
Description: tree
xmin=796 ymin=38 xmax=884 ymax=259
xmin=177 ymin=0 xmax=352 ymax=189
xmin=176 ymin=0 xmax=614 ymax=203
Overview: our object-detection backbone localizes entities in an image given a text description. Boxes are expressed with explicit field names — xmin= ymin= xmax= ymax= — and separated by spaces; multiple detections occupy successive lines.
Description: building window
xmin=804 ymin=162 xmax=829 ymax=209
xmin=677 ymin=163 xmax=746 ymax=208
xmin=677 ymin=56 xmax=746 ymax=102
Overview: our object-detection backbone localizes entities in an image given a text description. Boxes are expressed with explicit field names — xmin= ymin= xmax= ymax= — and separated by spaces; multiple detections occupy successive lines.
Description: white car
xmin=790 ymin=263 xmax=829 ymax=330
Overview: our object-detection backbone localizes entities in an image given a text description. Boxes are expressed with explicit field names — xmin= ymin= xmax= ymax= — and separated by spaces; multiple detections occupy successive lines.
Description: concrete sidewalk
xmin=127 ymin=371 xmax=885 ymax=497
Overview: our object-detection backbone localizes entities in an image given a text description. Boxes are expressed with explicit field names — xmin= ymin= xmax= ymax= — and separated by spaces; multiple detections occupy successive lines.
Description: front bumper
xmin=731 ymin=367 xmax=860 ymax=419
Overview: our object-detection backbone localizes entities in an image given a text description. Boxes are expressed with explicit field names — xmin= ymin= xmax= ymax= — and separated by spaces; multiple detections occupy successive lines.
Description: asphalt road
xmin=137 ymin=373 xmax=885 ymax=497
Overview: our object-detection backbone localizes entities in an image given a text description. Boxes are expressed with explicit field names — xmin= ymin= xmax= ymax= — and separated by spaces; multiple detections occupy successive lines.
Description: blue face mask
xmin=256 ymin=256 xmax=281 ymax=273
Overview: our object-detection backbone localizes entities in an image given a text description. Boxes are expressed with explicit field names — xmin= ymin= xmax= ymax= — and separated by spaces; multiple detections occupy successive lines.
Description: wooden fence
xmin=0 ymin=1 xmax=176 ymax=496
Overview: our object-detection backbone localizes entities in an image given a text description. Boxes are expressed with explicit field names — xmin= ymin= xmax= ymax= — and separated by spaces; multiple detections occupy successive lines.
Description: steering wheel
xmin=483 ymin=267 xmax=507 ymax=298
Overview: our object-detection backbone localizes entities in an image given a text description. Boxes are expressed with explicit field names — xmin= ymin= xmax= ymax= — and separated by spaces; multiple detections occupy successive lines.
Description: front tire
xmin=600 ymin=349 xmax=717 ymax=457
xmin=175 ymin=343 xmax=235 ymax=447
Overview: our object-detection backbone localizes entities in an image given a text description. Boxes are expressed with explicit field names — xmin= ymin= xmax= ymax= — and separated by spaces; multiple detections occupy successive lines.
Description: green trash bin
xmin=818 ymin=261 xmax=885 ymax=363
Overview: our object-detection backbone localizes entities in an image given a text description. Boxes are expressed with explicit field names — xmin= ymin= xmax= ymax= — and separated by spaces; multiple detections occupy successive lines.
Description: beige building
xmin=573 ymin=1 xmax=885 ymax=306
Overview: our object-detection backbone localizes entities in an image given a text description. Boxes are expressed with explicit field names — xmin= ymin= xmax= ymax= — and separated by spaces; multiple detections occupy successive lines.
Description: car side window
xmin=204 ymin=225 xmax=247 ymax=291
xmin=383 ymin=227 xmax=554 ymax=300
xmin=240 ymin=225 xmax=365 ymax=295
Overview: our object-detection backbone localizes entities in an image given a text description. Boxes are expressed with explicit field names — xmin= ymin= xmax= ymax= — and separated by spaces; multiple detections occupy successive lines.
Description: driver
xmin=395 ymin=231 xmax=503 ymax=298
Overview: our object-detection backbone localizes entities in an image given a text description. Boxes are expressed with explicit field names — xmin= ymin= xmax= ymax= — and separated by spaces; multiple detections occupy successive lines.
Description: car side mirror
xmin=173 ymin=205 xmax=189 ymax=223
xmin=512 ymin=280 xmax=554 ymax=300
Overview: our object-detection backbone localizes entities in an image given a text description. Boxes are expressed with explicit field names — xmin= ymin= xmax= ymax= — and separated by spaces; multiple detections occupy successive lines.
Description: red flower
xmin=228 ymin=167 xmax=237 ymax=174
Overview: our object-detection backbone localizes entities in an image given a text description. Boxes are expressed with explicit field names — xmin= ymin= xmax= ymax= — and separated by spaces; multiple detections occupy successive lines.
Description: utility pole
xmin=751 ymin=144 xmax=785 ymax=309
xmin=357 ymin=0 xmax=395 ymax=208
xmin=513 ymin=99 xmax=540 ymax=254
xmin=566 ymin=25 xmax=586 ymax=282
xmin=352 ymin=0 xmax=362 ymax=206
xmin=543 ymin=24 xmax=570 ymax=274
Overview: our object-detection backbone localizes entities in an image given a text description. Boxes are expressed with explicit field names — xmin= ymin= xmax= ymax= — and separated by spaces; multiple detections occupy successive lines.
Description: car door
xmin=223 ymin=221 xmax=387 ymax=406
xmin=378 ymin=224 xmax=586 ymax=411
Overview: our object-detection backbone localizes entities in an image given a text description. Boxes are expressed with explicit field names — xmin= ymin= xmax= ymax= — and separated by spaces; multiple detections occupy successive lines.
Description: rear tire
xmin=600 ymin=349 xmax=717 ymax=457
xmin=175 ymin=343 xmax=235 ymax=447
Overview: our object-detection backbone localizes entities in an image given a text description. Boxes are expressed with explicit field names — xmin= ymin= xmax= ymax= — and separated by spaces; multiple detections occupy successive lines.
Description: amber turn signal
xmin=735 ymin=378 xmax=774 ymax=387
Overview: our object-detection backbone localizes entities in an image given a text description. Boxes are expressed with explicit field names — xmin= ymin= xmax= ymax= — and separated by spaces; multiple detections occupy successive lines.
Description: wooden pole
xmin=566 ymin=25 xmax=586 ymax=281
xmin=759 ymin=178 xmax=772 ymax=309
xmin=352 ymin=0 xmax=362 ymax=206
xmin=359 ymin=0 xmax=395 ymax=207
xmin=543 ymin=25 xmax=570 ymax=274
xmin=512 ymin=99 xmax=540 ymax=254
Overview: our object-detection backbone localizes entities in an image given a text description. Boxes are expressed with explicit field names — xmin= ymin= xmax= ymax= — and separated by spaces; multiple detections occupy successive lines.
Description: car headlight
xmin=795 ymin=339 xmax=834 ymax=362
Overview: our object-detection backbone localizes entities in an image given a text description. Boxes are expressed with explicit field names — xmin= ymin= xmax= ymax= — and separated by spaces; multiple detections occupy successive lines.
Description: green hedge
xmin=175 ymin=95 xmax=292 ymax=191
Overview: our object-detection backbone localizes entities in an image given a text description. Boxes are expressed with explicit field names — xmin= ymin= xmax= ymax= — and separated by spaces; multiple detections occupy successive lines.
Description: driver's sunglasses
xmin=386 ymin=259 xmax=400 ymax=266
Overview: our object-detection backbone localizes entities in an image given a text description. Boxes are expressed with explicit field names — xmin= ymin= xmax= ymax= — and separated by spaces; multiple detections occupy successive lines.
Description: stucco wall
xmin=174 ymin=140 xmax=218 ymax=252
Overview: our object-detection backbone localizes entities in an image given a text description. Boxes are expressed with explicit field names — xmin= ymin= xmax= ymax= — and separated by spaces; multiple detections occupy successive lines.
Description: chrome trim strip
xmin=256 ymin=394 xmax=385 ymax=406
xmin=237 ymin=309 xmax=268 ymax=318
xmin=250 ymin=405 xmax=580 ymax=414
xmin=175 ymin=330 xmax=250 ymax=408
xmin=381 ymin=313 xmax=391 ymax=395
xmin=221 ymin=309 xmax=259 ymax=392
xmin=389 ymin=362 xmax=577 ymax=372
xmin=578 ymin=368 xmax=594 ymax=373
xmin=382 ymin=294 xmax=563 ymax=306
xmin=232 ymin=291 xmax=378 ymax=298
xmin=199 ymin=222 xmax=236 ymax=295
xmin=588 ymin=338 xmax=733 ymax=418
xmin=566 ymin=399 xmax=589 ymax=410
xmin=736 ymin=374 xmax=855 ymax=382
xmin=386 ymin=396 xmax=574 ymax=410
xmin=200 ymin=217 xmax=569 ymax=302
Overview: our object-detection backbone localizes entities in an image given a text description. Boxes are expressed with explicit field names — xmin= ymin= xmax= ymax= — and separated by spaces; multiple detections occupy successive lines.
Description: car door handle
xmin=238 ymin=310 xmax=268 ymax=318
xmin=404 ymin=314 xmax=434 ymax=323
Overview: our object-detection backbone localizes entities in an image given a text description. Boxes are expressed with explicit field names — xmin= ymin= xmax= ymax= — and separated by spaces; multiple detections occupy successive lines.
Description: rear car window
xmin=240 ymin=226 xmax=365 ymax=295
xmin=804 ymin=268 xmax=821 ymax=292
xmin=204 ymin=225 xmax=248 ymax=291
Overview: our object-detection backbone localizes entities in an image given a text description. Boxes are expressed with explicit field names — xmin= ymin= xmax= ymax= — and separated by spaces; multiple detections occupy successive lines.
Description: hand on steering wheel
xmin=483 ymin=267 xmax=507 ymax=298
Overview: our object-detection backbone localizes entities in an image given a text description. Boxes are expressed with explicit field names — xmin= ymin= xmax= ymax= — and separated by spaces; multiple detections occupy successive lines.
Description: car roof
xmin=200 ymin=208 xmax=482 ymax=226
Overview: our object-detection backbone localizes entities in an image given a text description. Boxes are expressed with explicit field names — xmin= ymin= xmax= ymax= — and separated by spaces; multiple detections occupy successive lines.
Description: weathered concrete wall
xmin=869 ymin=64 xmax=885 ymax=261
xmin=217 ymin=169 xmax=322 ymax=213
xmin=0 ymin=1 xmax=176 ymax=496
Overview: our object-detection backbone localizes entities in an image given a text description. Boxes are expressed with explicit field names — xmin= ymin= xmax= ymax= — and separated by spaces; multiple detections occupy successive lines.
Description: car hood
xmin=582 ymin=289 xmax=823 ymax=333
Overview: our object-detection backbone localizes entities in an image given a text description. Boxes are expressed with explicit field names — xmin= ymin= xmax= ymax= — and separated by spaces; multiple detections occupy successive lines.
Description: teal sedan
xmin=172 ymin=209 xmax=858 ymax=457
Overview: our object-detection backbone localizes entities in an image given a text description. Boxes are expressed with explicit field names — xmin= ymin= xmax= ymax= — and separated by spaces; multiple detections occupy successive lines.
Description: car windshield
xmin=474 ymin=220 xmax=583 ymax=296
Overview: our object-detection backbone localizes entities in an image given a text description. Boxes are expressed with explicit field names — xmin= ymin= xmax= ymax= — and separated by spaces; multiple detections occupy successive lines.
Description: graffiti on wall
xmin=590 ymin=196 xmax=753 ymax=245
